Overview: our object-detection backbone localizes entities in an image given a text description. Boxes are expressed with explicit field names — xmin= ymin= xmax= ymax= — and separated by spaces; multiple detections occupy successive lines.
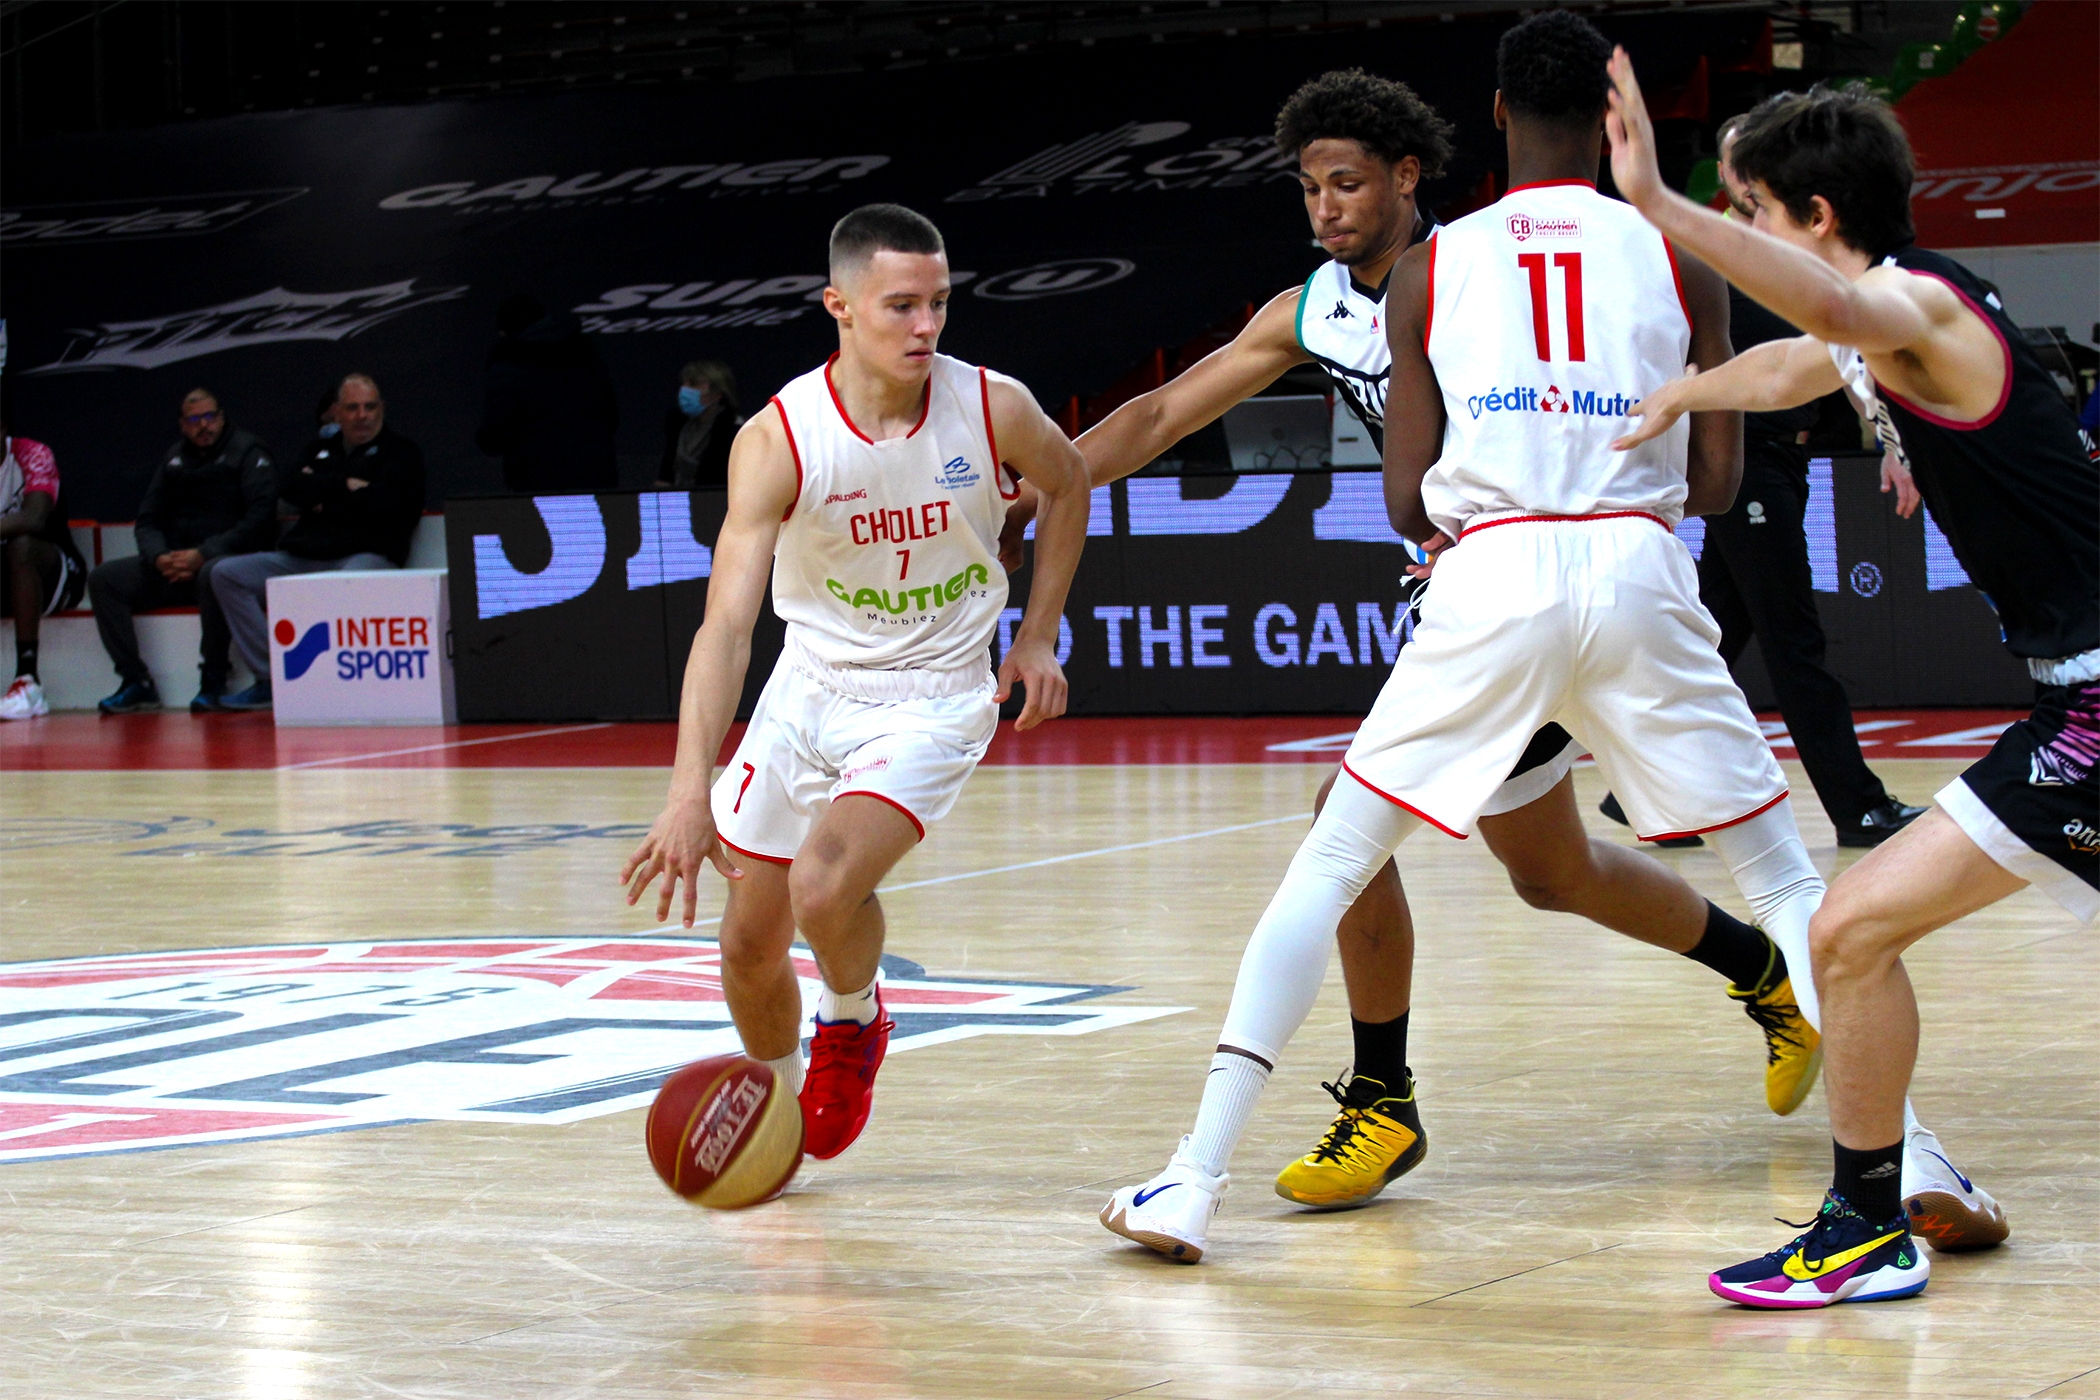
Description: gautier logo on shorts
xmin=826 ymin=563 xmax=992 ymax=616
xmin=1465 ymin=384 xmax=1639 ymax=420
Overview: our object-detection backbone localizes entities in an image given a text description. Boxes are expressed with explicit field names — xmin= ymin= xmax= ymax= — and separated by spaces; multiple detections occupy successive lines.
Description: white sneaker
xmin=1100 ymin=1136 xmax=1227 ymax=1263
xmin=1902 ymin=1122 xmax=2009 ymax=1252
xmin=0 ymin=676 xmax=48 ymax=720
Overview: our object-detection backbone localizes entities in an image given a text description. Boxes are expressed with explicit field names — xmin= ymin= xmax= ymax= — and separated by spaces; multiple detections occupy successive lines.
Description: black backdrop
xmin=447 ymin=455 xmax=2031 ymax=722
xmin=1 ymin=8 xmax=1759 ymax=522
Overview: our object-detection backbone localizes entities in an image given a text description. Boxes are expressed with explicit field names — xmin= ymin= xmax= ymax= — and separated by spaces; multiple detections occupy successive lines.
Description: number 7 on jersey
xmin=1517 ymin=252 xmax=1585 ymax=362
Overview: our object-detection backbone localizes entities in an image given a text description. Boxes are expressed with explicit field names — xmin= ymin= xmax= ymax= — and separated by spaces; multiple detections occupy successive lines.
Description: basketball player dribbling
xmin=1009 ymin=69 xmax=1827 ymax=1213
xmin=1603 ymin=59 xmax=2098 ymax=1307
xmin=1098 ymin=12 xmax=2000 ymax=1265
xmin=622 ymin=204 xmax=1091 ymax=1163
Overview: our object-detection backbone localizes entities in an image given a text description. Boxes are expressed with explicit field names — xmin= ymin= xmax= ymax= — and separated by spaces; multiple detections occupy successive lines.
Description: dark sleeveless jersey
xmin=1836 ymin=245 xmax=2099 ymax=661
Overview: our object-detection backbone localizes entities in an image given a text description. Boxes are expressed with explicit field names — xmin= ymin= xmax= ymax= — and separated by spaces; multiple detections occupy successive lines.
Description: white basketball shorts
xmin=1344 ymin=513 xmax=1786 ymax=840
xmin=711 ymin=652 xmax=998 ymax=864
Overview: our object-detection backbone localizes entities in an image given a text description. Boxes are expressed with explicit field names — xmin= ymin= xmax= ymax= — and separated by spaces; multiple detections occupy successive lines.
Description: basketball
xmin=645 ymin=1054 xmax=805 ymax=1210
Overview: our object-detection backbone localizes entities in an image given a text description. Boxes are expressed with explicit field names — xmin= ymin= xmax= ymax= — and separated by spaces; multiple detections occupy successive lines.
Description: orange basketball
xmin=645 ymin=1053 xmax=804 ymax=1209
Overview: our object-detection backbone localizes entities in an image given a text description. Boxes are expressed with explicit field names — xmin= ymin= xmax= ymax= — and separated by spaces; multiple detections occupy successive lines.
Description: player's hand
xmin=995 ymin=634 xmax=1067 ymax=731
xmin=997 ymin=486 xmax=1039 ymax=574
xmin=1403 ymin=531 xmax=1451 ymax=581
xmin=1605 ymin=47 xmax=1665 ymax=215
xmin=620 ymin=795 xmax=742 ymax=928
xmin=1613 ymin=365 xmax=1697 ymax=451
xmin=1879 ymin=449 xmax=1921 ymax=518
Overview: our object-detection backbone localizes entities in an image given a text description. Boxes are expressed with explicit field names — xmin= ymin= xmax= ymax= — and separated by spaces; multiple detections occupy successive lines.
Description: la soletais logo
xmin=935 ymin=455 xmax=981 ymax=490
xmin=0 ymin=937 xmax=1183 ymax=1162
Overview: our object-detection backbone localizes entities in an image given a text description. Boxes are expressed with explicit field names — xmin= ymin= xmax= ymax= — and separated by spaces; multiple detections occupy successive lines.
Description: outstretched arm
xmin=1080 ymin=289 xmax=1311 ymax=486
xmin=1614 ymin=334 xmax=1844 ymax=450
xmin=621 ymin=412 xmax=798 ymax=926
xmin=1382 ymin=240 xmax=1444 ymax=546
xmin=989 ymin=375 xmax=1090 ymax=730
xmin=1605 ymin=47 xmax=1933 ymax=354
xmin=998 ymin=288 xmax=1308 ymax=567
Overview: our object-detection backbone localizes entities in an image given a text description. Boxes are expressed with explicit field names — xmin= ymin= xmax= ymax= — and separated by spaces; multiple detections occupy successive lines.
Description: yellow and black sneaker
xmin=1728 ymin=956 xmax=1822 ymax=1116
xmin=1273 ymin=1072 xmax=1427 ymax=1210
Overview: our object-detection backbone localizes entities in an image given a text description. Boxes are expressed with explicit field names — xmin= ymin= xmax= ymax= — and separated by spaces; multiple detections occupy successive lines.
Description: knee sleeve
xmin=1217 ymin=774 xmax=1420 ymax=1062
xmin=1708 ymin=799 xmax=1827 ymax=1030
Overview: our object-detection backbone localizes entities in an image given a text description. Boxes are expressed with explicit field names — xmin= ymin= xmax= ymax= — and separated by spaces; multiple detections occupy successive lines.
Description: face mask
xmin=678 ymin=386 xmax=707 ymax=416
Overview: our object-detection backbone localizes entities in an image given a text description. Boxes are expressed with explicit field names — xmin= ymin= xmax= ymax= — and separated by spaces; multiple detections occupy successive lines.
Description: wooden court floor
xmin=1 ymin=756 xmax=2094 ymax=1399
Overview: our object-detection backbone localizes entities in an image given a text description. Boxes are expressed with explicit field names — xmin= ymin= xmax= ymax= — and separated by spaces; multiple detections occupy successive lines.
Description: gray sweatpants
xmin=210 ymin=550 xmax=395 ymax=676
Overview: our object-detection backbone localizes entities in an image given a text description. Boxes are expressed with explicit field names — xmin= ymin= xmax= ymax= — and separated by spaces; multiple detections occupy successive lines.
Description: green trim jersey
xmin=1293 ymin=213 xmax=1437 ymax=452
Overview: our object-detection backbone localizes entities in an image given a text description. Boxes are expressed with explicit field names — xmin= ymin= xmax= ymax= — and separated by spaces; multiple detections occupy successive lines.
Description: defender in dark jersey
xmin=1608 ymin=63 xmax=2096 ymax=1307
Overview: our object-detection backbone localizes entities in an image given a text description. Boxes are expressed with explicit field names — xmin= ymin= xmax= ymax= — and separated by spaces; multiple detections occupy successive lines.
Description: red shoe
xmin=799 ymin=990 xmax=893 ymax=1160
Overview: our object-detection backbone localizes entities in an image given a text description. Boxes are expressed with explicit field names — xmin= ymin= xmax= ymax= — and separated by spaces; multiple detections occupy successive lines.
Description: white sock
xmin=1184 ymin=773 xmax=1419 ymax=1177
xmin=1707 ymin=799 xmax=1827 ymax=1030
xmin=1187 ymin=1052 xmax=1269 ymax=1178
xmin=760 ymin=1049 xmax=806 ymax=1096
xmin=816 ymin=975 xmax=879 ymax=1026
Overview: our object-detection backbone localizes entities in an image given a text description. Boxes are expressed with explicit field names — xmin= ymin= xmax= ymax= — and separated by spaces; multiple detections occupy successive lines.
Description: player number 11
xmin=1517 ymin=251 xmax=1585 ymax=362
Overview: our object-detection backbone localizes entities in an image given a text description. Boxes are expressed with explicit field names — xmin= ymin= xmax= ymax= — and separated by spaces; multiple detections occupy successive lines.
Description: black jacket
xmin=658 ymin=404 xmax=740 ymax=490
xmin=475 ymin=312 xmax=620 ymax=493
xmin=278 ymin=426 xmax=426 ymax=565
xmin=133 ymin=425 xmax=278 ymax=562
xmin=1729 ymin=287 xmax=1824 ymax=448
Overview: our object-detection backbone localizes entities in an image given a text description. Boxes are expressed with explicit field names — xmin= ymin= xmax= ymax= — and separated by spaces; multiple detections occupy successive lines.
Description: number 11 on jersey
xmin=1518 ymin=252 xmax=1585 ymax=362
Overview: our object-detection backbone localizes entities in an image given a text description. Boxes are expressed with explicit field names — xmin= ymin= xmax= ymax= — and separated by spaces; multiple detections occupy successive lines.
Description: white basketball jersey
xmin=1420 ymin=182 xmax=1694 ymax=537
xmin=769 ymin=353 xmax=1016 ymax=673
xmin=1297 ymin=260 xmax=1392 ymax=444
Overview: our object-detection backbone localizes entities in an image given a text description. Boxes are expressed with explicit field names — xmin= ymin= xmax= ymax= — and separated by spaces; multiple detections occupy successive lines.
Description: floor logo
xmin=0 ymin=937 xmax=1183 ymax=1162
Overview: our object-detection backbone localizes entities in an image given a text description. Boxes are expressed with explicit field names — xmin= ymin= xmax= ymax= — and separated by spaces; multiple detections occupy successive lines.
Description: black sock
xmin=1350 ymin=1010 xmax=1409 ymax=1095
xmin=1685 ymin=902 xmax=1780 ymax=991
xmin=1832 ymin=1139 xmax=1904 ymax=1222
xmin=14 ymin=640 xmax=37 ymax=680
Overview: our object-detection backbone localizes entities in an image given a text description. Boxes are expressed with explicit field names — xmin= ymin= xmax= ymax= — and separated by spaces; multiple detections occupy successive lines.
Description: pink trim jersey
xmin=767 ymin=353 xmax=1017 ymax=673
xmin=0 ymin=436 xmax=59 ymax=519
xmin=1420 ymin=181 xmax=1694 ymax=538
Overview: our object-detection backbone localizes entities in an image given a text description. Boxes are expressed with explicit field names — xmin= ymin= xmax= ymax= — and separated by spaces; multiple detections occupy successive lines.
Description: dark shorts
xmin=1937 ymin=679 xmax=2100 ymax=921
xmin=1510 ymin=723 xmax=1575 ymax=779
xmin=1 ymin=537 xmax=86 ymax=617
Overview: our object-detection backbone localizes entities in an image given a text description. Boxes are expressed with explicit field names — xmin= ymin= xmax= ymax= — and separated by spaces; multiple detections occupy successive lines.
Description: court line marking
xmin=881 ymin=812 xmax=1313 ymax=893
xmin=1409 ymin=1242 xmax=1623 ymax=1307
xmin=642 ymin=811 xmax=1314 ymax=932
xmin=277 ymin=723 xmax=615 ymax=770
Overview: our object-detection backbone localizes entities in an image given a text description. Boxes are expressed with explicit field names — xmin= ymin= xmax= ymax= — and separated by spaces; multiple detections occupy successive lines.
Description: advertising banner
xmin=446 ymin=459 xmax=2030 ymax=722
xmin=269 ymin=568 xmax=456 ymax=726
xmin=2 ymin=9 xmax=1759 ymax=524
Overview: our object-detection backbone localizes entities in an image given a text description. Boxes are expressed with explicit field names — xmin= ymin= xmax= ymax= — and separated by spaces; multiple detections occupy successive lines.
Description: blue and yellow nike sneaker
xmin=1709 ymin=1191 xmax=1929 ymax=1309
